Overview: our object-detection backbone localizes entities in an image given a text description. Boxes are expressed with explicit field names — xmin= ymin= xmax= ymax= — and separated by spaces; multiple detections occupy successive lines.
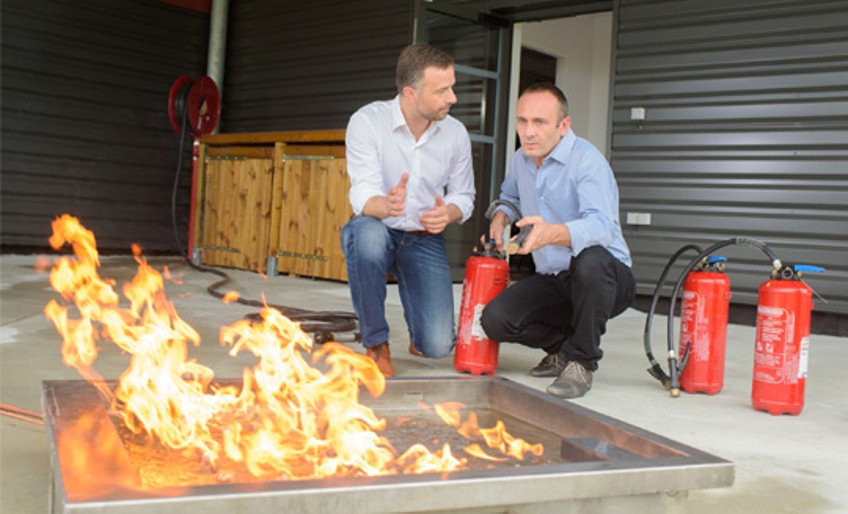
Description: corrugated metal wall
xmin=221 ymin=0 xmax=413 ymax=132
xmin=1 ymin=0 xmax=209 ymax=252
xmin=611 ymin=0 xmax=848 ymax=315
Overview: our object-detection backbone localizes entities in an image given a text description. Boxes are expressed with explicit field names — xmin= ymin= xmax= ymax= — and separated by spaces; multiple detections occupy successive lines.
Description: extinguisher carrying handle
xmin=789 ymin=264 xmax=825 ymax=278
xmin=485 ymin=199 xmax=523 ymax=222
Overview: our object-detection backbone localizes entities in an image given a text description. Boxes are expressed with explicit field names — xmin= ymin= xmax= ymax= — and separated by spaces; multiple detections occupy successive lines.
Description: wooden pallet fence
xmin=274 ymin=146 xmax=351 ymax=281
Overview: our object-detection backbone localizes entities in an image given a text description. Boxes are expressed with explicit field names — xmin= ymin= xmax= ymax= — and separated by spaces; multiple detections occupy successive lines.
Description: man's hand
xmin=385 ymin=173 xmax=409 ymax=218
xmin=419 ymin=195 xmax=459 ymax=234
xmin=511 ymin=216 xmax=571 ymax=254
xmin=364 ymin=173 xmax=409 ymax=219
xmin=485 ymin=210 xmax=511 ymax=250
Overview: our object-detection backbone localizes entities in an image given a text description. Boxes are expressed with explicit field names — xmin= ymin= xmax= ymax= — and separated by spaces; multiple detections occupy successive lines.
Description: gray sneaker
xmin=529 ymin=352 xmax=566 ymax=377
xmin=547 ymin=361 xmax=593 ymax=399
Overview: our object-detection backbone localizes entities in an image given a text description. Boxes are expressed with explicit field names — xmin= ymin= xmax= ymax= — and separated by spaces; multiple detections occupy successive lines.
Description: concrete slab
xmin=1 ymin=255 xmax=846 ymax=513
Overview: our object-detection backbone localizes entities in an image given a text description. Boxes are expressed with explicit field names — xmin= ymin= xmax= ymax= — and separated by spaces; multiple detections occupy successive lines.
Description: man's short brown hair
xmin=396 ymin=44 xmax=454 ymax=94
xmin=521 ymin=82 xmax=569 ymax=118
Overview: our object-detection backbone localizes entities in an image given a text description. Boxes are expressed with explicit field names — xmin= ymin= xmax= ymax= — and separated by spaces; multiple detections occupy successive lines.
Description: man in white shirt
xmin=342 ymin=44 xmax=476 ymax=377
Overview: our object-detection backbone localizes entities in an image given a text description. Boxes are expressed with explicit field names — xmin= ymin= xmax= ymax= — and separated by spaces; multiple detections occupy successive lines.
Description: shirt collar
xmin=391 ymin=96 xmax=407 ymax=130
xmin=547 ymin=128 xmax=576 ymax=164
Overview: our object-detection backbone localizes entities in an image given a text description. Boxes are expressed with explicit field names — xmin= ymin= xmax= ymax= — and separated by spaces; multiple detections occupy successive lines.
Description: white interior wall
xmin=508 ymin=13 xmax=613 ymax=160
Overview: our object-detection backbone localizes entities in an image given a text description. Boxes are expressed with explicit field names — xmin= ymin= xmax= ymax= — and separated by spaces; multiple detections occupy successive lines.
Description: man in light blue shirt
xmin=342 ymin=44 xmax=475 ymax=377
xmin=481 ymin=83 xmax=635 ymax=399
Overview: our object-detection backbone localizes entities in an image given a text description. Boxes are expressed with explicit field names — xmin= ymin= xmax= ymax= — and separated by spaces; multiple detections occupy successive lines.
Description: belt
xmin=406 ymin=230 xmax=433 ymax=237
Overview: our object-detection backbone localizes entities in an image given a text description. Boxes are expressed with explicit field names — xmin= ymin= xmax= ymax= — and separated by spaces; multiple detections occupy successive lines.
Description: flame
xmin=56 ymin=405 xmax=142 ymax=500
xmin=45 ymin=215 xmax=543 ymax=485
xmin=222 ymin=290 xmax=240 ymax=304
xmin=162 ymin=266 xmax=183 ymax=285
xmin=434 ymin=402 xmax=544 ymax=460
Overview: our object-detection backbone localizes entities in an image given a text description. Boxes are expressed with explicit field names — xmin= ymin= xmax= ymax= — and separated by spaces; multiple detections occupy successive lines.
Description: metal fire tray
xmin=44 ymin=377 xmax=733 ymax=514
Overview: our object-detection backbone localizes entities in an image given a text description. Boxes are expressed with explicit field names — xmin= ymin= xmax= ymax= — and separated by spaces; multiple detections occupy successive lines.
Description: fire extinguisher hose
xmin=643 ymin=244 xmax=702 ymax=389
xmin=644 ymin=237 xmax=782 ymax=397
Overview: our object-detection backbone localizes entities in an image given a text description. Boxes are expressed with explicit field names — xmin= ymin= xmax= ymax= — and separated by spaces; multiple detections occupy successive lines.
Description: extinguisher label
xmin=799 ymin=336 xmax=810 ymax=379
xmin=754 ymin=305 xmax=799 ymax=385
xmin=680 ymin=291 xmax=708 ymax=361
xmin=471 ymin=304 xmax=488 ymax=340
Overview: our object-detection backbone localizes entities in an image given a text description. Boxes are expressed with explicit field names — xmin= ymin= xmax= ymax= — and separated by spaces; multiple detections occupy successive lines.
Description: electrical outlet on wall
xmin=626 ymin=212 xmax=652 ymax=226
xmin=630 ymin=107 xmax=646 ymax=121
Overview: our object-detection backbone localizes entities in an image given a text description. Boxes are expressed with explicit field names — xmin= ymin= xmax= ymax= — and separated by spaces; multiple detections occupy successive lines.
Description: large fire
xmin=44 ymin=215 xmax=543 ymax=487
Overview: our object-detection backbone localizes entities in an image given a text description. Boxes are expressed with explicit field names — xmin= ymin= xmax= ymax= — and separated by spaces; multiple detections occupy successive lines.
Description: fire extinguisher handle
xmin=794 ymin=264 xmax=825 ymax=273
xmin=485 ymin=200 xmax=523 ymax=221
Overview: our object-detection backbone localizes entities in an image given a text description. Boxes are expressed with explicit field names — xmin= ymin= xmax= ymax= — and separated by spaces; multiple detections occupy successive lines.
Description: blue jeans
xmin=341 ymin=215 xmax=455 ymax=358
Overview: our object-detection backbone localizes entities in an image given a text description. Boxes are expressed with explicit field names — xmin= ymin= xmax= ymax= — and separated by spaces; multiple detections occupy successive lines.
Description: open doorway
xmin=516 ymin=47 xmax=558 ymax=150
xmin=508 ymin=13 xmax=613 ymax=159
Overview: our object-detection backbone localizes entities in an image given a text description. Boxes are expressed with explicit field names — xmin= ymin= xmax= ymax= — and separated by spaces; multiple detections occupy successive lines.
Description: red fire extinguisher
xmin=454 ymin=242 xmax=509 ymax=376
xmin=678 ymin=256 xmax=732 ymax=395
xmin=752 ymin=264 xmax=824 ymax=415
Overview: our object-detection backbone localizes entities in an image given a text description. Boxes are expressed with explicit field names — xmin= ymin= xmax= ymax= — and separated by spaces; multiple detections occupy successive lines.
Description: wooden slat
xmin=199 ymin=129 xmax=346 ymax=146
xmin=205 ymin=146 xmax=275 ymax=159
xmin=282 ymin=145 xmax=346 ymax=158
xmin=267 ymin=142 xmax=287 ymax=253
xmin=198 ymin=158 xmax=274 ymax=272
xmin=274 ymin=154 xmax=352 ymax=281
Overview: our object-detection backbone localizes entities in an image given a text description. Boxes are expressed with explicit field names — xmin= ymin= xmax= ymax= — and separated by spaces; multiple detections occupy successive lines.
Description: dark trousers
xmin=480 ymin=246 xmax=635 ymax=371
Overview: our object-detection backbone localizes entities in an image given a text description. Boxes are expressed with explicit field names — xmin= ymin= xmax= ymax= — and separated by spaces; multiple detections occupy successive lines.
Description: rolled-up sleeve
xmin=443 ymin=131 xmax=475 ymax=223
xmin=346 ymin=111 xmax=385 ymax=216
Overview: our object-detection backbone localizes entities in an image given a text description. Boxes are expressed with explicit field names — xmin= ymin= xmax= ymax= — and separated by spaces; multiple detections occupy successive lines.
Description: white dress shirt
xmin=345 ymin=96 xmax=475 ymax=231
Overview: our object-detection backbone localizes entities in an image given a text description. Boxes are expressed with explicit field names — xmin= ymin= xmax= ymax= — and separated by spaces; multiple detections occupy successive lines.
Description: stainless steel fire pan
xmin=44 ymin=377 xmax=733 ymax=514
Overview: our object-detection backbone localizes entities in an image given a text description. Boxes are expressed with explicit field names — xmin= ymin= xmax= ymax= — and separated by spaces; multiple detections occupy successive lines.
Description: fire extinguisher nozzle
xmin=647 ymin=364 xmax=670 ymax=388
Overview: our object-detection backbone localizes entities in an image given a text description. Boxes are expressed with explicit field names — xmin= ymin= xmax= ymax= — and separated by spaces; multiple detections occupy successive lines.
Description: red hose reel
xmin=167 ymin=75 xmax=220 ymax=136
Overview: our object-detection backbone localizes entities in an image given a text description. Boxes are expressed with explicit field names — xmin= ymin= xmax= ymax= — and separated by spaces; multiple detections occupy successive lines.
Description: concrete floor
xmin=1 ymin=254 xmax=846 ymax=513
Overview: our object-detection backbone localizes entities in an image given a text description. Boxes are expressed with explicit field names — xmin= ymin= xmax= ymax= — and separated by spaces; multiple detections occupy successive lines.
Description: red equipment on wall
xmin=167 ymin=75 xmax=221 ymax=259
xmin=678 ymin=256 xmax=732 ymax=395
xmin=752 ymin=264 xmax=824 ymax=416
xmin=454 ymin=244 xmax=509 ymax=376
xmin=168 ymin=75 xmax=220 ymax=137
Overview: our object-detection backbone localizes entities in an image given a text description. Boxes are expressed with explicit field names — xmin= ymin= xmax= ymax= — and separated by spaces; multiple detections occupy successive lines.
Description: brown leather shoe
xmin=365 ymin=342 xmax=394 ymax=377
xmin=408 ymin=341 xmax=424 ymax=357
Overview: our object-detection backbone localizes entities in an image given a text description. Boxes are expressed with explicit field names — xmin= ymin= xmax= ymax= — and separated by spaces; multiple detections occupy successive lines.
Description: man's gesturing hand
xmin=385 ymin=172 xmax=409 ymax=218
xmin=419 ymin=195 xmax=452 ymax=234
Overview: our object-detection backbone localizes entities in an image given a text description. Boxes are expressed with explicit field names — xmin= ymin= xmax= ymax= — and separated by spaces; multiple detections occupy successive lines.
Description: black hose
xmin=643 ymin=244 xmax=702 ymax=389
xmin=485 ymin=199 xmax=533 ymax=254
xmin=645 ymin=237 xmax=782 ymax=396
xmin=169 ymin=89 xmax=358 ymax=336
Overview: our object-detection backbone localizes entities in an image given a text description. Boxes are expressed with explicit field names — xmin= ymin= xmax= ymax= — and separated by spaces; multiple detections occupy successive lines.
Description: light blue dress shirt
xmin=497 ymin=128 xmax=631 ymax=274
xmin=346 ymin=96 xmax=476 ymax=231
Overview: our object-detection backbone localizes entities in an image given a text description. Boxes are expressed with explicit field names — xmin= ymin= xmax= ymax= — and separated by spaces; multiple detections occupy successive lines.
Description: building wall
xmin=611 ymin=0 xmax=848 ymax=314
xmin=1 ymin=0 xmax=210 ymax=252
xmin=221 ymin=0 xmax=413 ymax=133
